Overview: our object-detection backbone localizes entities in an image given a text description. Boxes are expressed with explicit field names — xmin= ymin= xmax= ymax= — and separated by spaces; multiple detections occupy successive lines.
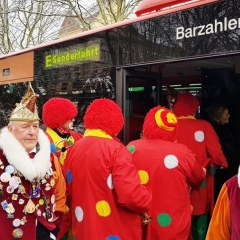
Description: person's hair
xmin=8 ymin=121 xmax=40 ymax=130
xmin=8 ymin=121 xmax=16 ymax=129
xmin=206 ymin=104 xmax=228 ymax=123
xmin=143 ymin=106 xmax=178 ymax=141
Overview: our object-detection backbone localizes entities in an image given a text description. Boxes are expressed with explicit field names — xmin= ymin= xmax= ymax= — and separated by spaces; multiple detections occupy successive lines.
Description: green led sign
xmin=45 ymin=44 xmax=100 ymax=68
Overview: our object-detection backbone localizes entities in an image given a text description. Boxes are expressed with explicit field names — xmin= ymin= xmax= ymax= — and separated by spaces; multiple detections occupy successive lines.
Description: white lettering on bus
xmin=176 ymin=17 xmax=240 ymax=39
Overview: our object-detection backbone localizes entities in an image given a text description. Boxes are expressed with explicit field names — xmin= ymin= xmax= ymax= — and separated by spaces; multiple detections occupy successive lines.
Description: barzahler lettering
xmin=176 ymin=17 xmax=240 ymax=39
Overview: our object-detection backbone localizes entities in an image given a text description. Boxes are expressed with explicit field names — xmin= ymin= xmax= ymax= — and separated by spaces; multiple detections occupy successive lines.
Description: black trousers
xmin=36 ymin=222 xmax=59 ymax=240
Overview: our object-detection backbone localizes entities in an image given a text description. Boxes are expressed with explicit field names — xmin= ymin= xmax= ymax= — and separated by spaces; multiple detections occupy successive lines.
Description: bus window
xmin=124 ymin=78 xmax=160 ymax=144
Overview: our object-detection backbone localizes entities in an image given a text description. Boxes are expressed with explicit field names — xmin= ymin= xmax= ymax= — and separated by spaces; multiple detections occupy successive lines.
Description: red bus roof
xmin=136 ymin=0 xmax=198 ymax=16
xmin=0 ymin=0 xmax=219 ymax=60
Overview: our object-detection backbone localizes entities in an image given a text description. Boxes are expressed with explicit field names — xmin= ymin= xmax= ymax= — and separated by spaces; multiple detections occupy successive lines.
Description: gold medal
xmin=12 ymin=228 xmax=23 ymax=239
xmin=6 ymin=203 xmax=15 ymax=214
xmin=18 ymin=185 xmax=26 ymax=195
xmin=53 ymin=171 xmax=58 ymax=179
xmin=50 ymin=178 xmax=55 ymax=187
xmin=25 ymin=199 xmax=35 ymax=214
xmin=39 ymin=199 xmax=44 ymax=205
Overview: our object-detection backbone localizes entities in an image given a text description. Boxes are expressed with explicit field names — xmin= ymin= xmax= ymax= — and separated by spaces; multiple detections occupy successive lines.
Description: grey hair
xmin=8 ymin=121 xmax=17 ymax=129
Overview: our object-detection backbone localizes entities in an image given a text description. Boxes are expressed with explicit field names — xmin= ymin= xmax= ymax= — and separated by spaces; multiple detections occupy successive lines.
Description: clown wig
xmin=84 ymin=98 xmax=124 ymax=136
xmin=143 ymin=106 xmax=178 ymax=142
xmin=42 ymin=97 xmax=78 ymax=129
xmin=173 ymin=92 xmax=199 ymax=117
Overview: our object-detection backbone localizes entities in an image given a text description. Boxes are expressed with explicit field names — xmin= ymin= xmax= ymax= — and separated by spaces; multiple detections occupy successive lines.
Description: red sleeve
xmin=183 ymin=148 xmax=206 ymax=190
xmin=52 ymin=153 xmax=67 ymax=214
xmin=112 ymin=145 xmax=152 ymax=213
xmin=206 ymin=183 xmax=231 ymax=240
xmin=205 ymin=122 xmax=228 ymax=168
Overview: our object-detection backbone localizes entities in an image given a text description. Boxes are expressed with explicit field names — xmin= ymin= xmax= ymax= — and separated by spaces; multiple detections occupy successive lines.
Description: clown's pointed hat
xmin=9 ymin=82 xmax=39 ymax=122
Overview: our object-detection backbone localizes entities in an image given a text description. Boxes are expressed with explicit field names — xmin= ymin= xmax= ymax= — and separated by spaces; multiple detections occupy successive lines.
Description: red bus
xmin=0 ymin=0 xmax=240 ymax=144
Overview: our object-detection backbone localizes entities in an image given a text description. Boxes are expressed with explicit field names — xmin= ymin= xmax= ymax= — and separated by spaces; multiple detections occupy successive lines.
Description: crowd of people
xmin=0 ymin=82 xmax=238 ymax=240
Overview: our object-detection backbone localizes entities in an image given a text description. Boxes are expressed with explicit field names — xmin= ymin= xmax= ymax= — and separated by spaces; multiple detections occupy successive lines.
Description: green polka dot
xmin=128 ymin=145 xmax=135 ymax=154
xmin=73 ymin=237 xmax=77 ymax=240
xmin=157 ymin=213 xmax=172 ymax=227
xmin=61 ymin=233 xmax=68 ymax=240
xmin=201 ymin=180 xmax=206 ymax=188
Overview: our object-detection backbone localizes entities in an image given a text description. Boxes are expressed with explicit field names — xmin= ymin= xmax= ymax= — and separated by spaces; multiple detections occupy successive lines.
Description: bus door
xmin=117 ymin=69 xmax=162 ymax=145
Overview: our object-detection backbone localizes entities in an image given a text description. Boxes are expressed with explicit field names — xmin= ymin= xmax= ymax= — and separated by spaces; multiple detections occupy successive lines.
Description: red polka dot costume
xmin=62 ymin=98 xmax=152 ymax=240
xmin=172 ymin=92 xmax=228 ymax=240
xmin=127 ymin=106 xmax=205 ymax=240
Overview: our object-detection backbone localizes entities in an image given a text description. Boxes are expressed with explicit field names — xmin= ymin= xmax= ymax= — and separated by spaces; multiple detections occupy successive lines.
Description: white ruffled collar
xmin=0 ymin=127 xmax=51 ymax=182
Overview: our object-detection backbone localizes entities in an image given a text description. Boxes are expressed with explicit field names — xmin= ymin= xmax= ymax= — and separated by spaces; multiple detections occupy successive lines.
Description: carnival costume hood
xmin=173 ymin=92 xmax=199 ymax=117
xmin=143 ymin=106 xmax=178 ymax=142
xmin=42 ymin=97 xmax=78 ymax=129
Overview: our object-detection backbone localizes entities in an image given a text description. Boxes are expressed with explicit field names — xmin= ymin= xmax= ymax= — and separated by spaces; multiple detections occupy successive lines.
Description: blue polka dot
xmin=106 ymin=235 xmax=120 ymax=240
xmin=66 ymin=169 xmax=73 ymax=183
xmin=50 ymin=143 xmax=56 ymax=154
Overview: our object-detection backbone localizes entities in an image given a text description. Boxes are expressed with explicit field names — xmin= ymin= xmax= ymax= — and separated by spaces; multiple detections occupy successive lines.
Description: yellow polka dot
xmin=138 ymin=170 xmax=149 ymax=184
xmin=96 ymin=200 xmax=111 ymax=217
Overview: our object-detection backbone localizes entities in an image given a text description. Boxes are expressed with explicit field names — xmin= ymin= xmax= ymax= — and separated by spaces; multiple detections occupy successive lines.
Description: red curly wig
xmin=143 ymin=106 xmax=178 ymax=141
xmin=173 ymin=92 xmax=199 ymax=117
xmin=42 ymin=98 xmax=78 ymax=129
xmin=84 ymin=98 xmax=124 ymax=136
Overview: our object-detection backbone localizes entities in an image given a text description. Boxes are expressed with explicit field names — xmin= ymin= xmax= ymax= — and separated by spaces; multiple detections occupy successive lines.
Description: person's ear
xmin=7 ymin=125 xmax=12 ymax=132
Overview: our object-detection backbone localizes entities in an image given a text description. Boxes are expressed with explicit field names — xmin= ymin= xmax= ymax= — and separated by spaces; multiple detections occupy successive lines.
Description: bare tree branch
xmin=0 ymin=0 xmax=141 ymax=54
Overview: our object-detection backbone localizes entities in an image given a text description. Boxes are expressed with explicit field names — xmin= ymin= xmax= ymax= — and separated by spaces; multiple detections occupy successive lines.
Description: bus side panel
xmin=0 ymin=51 xmax=34 ymax=85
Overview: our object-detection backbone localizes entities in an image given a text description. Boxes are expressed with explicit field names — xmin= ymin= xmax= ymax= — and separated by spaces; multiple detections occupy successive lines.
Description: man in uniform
xmin=0 ymin=82 xmax=66 ymax=239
